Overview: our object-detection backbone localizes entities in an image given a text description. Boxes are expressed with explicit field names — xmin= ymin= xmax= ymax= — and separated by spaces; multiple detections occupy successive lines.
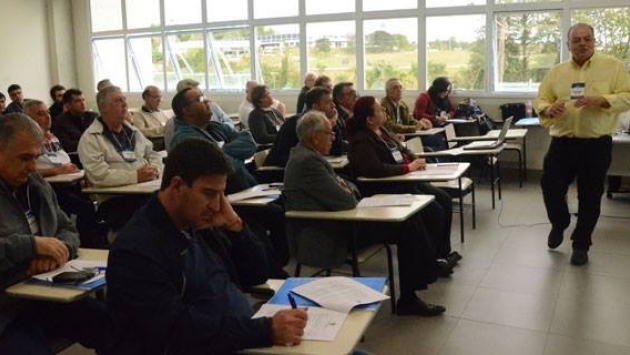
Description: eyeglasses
xmin=319 ymin=130 xmax=336 ymax=137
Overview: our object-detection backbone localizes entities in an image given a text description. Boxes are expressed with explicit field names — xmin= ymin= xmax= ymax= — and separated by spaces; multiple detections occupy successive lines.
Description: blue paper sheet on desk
xmin=268 ymin=277 xmax=387 ymax=311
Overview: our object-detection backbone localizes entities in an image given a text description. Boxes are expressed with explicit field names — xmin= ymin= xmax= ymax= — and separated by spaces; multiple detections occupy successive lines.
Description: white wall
xmin=0 ymin=0 xmax=54 ymax=103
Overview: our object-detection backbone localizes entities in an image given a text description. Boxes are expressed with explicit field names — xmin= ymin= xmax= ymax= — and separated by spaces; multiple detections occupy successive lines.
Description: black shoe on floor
xmin=547 ymin=228 xmax=564 ymax=249
xmin=437 ymin=260 xmax=454 ymax=278
xmin=396 ymin=298 xmax=446 ymax=317
xmin=570 ymin=249 xmax=589 ymax=266
xmin=447 ymin=251 xmax=463 ymax=264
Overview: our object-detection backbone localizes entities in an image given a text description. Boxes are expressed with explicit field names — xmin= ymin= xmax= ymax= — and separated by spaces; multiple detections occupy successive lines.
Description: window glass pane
xmin=128 ymin=36 xmax=164 ymax=92
xmin=206 ymin=0 xmax=247 ymax=22
xmin=207 ymin=29 xmax=251 ymax=89
xmin=572 ymin=8 xmax=630 ymax=67
xmin=255 ymin=25 xmax=300 ymax=89
xmin=126 ymin=0 xmax=160 ymax=29
xmin=495 ymin=11 xmax=561 ymax=92
xmin=364 ymin=18 xmax=418 ymax=90
xmin=427 ymin=15 xmax=486 ymax=90
xmin=92 ymin=38 xmax=127 ymax=91
xmin=426 ymin=0 xmax=485 ymax=7
xmin=307 ymin=21 xmax=356 ymax=86
xmin=164 ymin=0 xmax=201 ymax=26
xmin=254 ymin=0 xmax=298 ymax=19
xmin=306 ymin=0 xmax=354 ymax=15
xmin=91 ymin=0 xmax=122 ymax=32
xmin=164 ymin=32 xmax=206 ymax=91
xmin=363 ymin=0 xmax=416 ymax=12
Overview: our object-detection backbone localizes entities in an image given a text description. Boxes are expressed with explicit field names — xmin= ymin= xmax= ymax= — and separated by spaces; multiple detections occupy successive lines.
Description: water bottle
xmin=525 ymin=100 xmax=533 ymax=118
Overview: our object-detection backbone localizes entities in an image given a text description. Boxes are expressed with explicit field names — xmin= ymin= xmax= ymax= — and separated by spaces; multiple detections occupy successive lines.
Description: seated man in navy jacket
xmin=106 ymin=139 xmax=306 ymax=354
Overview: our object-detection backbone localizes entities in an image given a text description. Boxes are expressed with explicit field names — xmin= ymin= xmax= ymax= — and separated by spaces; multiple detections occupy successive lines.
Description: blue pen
xmin=288 ymin=292 xmax=297 ymax=309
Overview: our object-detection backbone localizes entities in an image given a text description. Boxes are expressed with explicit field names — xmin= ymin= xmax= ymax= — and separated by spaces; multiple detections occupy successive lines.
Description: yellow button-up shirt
xmin=535 ymin=53 xmax=630 ymax=138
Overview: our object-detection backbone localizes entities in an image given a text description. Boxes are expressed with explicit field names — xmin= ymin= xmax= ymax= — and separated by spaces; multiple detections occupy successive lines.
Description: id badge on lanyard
xmin=571 ymin=82 xmax=585 ymax=100
xmin=25 ymin=210 xmax=40 ymax=235
xmin=390 ymin=146 xmax=404 ymax=163
xmin=122 ymin=150 xmax=137 ymax=162
xmin=46 ymin=153 xmax=63 ymax=166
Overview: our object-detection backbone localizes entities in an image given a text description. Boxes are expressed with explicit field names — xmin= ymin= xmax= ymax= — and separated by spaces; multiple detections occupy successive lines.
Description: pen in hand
xmin=288 ymin=292 xmax=297 ymax=309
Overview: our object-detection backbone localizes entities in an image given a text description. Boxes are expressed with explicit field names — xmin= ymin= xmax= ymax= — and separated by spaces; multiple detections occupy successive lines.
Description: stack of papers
xmin=411 ymin=163 xmax=459 ymax=175
xmin=357 ymin=194 xmax=418 ymax=207
xmin=227 ymin=188 xmax=281 ymax=203
xmin=253 ymin=277 xmax=387 ymax=341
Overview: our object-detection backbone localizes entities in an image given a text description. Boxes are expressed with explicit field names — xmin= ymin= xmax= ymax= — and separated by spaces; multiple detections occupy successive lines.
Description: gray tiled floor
xmin=62 ymin=172 xmax=630 ymax=355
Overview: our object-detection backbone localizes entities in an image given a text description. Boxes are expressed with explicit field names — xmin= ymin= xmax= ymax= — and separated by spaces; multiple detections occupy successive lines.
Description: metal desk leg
xmin=459 ymin=176 xmax=465 ymax=243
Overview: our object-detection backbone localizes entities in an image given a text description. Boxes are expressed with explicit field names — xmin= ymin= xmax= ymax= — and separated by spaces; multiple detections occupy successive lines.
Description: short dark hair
xmin=0 ymin=113 xmax=44 ymax=151
xmin=49 ymin=85 xmax=65 ymax=101
xmin=314 ymin=75 xmax=331 ymax=87
xmin=171 ymin=87 xmax=193 ymax=119
xmin=63 ymin=89 xmax=83 ymax=104
xmin=305 ymin=86 xmax=331 ymax=110
xmin=250 ymin=85 xmax=268 ymax=109
xmin=161 ymin=138 xmax=233 ymax=190
xmin=0 ymin=92 xmax=5 ymax=100
xmin=350 ymin=95 xmax=377 ymax=135
xmin=7 ymin=84 xmax=21 ymax=94
xmin=332 ymin=82 xmax=353 ymax=104
xmin=428 ymin=77 xmax=451 ymax=103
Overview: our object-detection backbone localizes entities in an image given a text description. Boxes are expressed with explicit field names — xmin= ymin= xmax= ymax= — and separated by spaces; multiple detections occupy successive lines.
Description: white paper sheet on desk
xmin=412 ymin=164 xmax=459 ymax=175
xmin=227 ymin=189 xmax=281 ymax=202
xmin=357 ymin=194 xmax=417 ymax=207
xmin=325 ymin=156 xmax=347 ymax=163
xmin=31 ymin=260 xmax=106 ymax=284
xmin=253 ymin=304 xmax=347 ymax=341
xmin=292 ymin=277 xmax=389 ymax=314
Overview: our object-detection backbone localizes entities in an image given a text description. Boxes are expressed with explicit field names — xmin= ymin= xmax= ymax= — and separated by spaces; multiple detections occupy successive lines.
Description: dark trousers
xmin=53 ymin=183 xmax=103 ymax=247
xmin=541 ymin=136 xmax=612 ymax=250
xmin=98 ymin=195 xmax=150 ymax=230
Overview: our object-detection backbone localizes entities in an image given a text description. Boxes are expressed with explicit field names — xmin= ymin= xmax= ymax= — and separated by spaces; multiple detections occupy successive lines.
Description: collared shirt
xmin=131 ymin=108 xmax=170 ymax=137
xmin=536 ymin=53 xmax=630 ymax=138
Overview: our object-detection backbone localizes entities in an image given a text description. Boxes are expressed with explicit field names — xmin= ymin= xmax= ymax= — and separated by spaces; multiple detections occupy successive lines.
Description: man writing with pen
xmin=105 ymin=138 xmax=307 ymax=354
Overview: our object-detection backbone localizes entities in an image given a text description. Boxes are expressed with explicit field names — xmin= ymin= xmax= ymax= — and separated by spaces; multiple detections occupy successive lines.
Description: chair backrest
xmin=253 ymin=149 xmax=269 ymax=168
xmin=405 ymin=137 xmax=424 ymax=154
xmin=444 ymin=123 xmax=457 ymax=149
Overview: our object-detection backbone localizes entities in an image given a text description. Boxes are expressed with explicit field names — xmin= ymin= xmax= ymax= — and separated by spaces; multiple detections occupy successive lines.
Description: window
xmin=363 ymin=18 xmax=418 ymax=90
xmin=426 ymin=15 xmax=486 ymax=91
xmin=572 ymin=7 xmax=630 ymax=67
xmin=164 ymin=32 xmax=206 ymax=91
xmin=206 ymin=0 xmax=247 ymax=22
xmin=89 ymin=0 xmax=630 ymax=94
xmin=255 ymin=25 xmax=300 ymax=89
xmin=128 ymin=36 xmax=164 ymax=91
xmin=307 ymin=21 xmax=356 ymax=85
xmin=93 ymin=39 xmax=127 ymax=90
xmin=126 ymin=0 xmax=160 ymax=29
xmin=207 ymin=29 xmax=251 ymax=89
xmin=495 ymin=11 xmax=561 ymax=92
xmin=90 ymin=0 xmax=122 ymax=32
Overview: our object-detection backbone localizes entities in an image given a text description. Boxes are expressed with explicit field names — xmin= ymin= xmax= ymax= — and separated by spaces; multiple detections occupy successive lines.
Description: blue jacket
xmin=106 ymin=193 xmax=272 ymax=355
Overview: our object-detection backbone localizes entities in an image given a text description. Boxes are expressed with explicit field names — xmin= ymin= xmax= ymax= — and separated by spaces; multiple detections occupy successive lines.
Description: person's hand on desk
xmin=271 ymin=308 xmax=308 ymax=346
xmin=34 ymin=236 xmax=70 ymax=267
xmin=394 ymin=133 xmax=406 ymax=142
xmin=417 ymin=118 xmax=432 ymax=130
xmin=137 ymin=164 xmax=159 ymax=182
xmin=55 ymin=163 xmax=79 ymax=175
xmin=408 ymin=158 xmax=426 ymax=172
xmin=27 ymin=256 xmax=61 ymax=275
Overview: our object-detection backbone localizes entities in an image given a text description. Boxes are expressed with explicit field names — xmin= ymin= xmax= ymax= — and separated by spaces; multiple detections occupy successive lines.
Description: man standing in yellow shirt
xmin=536 ymin=23 xmax=630 ymax=266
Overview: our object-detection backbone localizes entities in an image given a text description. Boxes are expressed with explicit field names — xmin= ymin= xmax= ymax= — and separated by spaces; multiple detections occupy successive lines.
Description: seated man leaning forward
xmin=106 ymin=138 xmax=307 ymax=354
xmin=78 ymin=86 xmax=162 ymax=230
xmin=0 ymin=113 xmax=109 ymax=354
xmin=283 ymin=111 xmax=446 ymax=317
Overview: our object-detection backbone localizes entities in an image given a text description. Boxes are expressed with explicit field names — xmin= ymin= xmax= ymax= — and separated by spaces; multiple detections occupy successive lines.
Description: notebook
xmin=463 ymin=117 xmax=513 ymax=150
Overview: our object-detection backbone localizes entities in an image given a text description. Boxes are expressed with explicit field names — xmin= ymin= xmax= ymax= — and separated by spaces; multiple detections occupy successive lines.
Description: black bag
xmin=499 ymin=102 xmax=536 ymax=122
xmin=476 ymin=114 xmax=498 ymax=135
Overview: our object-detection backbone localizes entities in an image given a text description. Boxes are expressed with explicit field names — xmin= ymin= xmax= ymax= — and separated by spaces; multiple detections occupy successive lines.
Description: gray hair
xmin=385 ymin=78 xmax=402 ymax=92
xmin=96 ymin=85 xmax=122 ymax=110
xmin=0 ymin=113 xmax=44 ymax=151
xmin=23 ymin=99 xmax=46 ymax=117
xmin=568 ymin=23 xmax=594 ymax=40
xmin=296 ymin=111 xmax=327 ymax=142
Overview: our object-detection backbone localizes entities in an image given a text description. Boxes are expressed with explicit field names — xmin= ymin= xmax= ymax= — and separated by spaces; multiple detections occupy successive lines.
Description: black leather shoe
xmin=571 ymin=249 xmax=589 ymax=266
xmin=437 ymin=260 xmax=454 ymax=278
xmin=447 ymin=251 xmax=463 ymax=264
xmin=547 ymin=228 xmax=564 ymax=249
xmin=396 ymin=298 xmax=446 ymax=317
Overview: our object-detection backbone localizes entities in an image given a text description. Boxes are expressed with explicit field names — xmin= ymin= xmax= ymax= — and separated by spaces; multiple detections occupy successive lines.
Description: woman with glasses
xmin=347 ymin=96 xmax=461 ymax=280
xmin=413 ymin=77 xmax=456 ymax=126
